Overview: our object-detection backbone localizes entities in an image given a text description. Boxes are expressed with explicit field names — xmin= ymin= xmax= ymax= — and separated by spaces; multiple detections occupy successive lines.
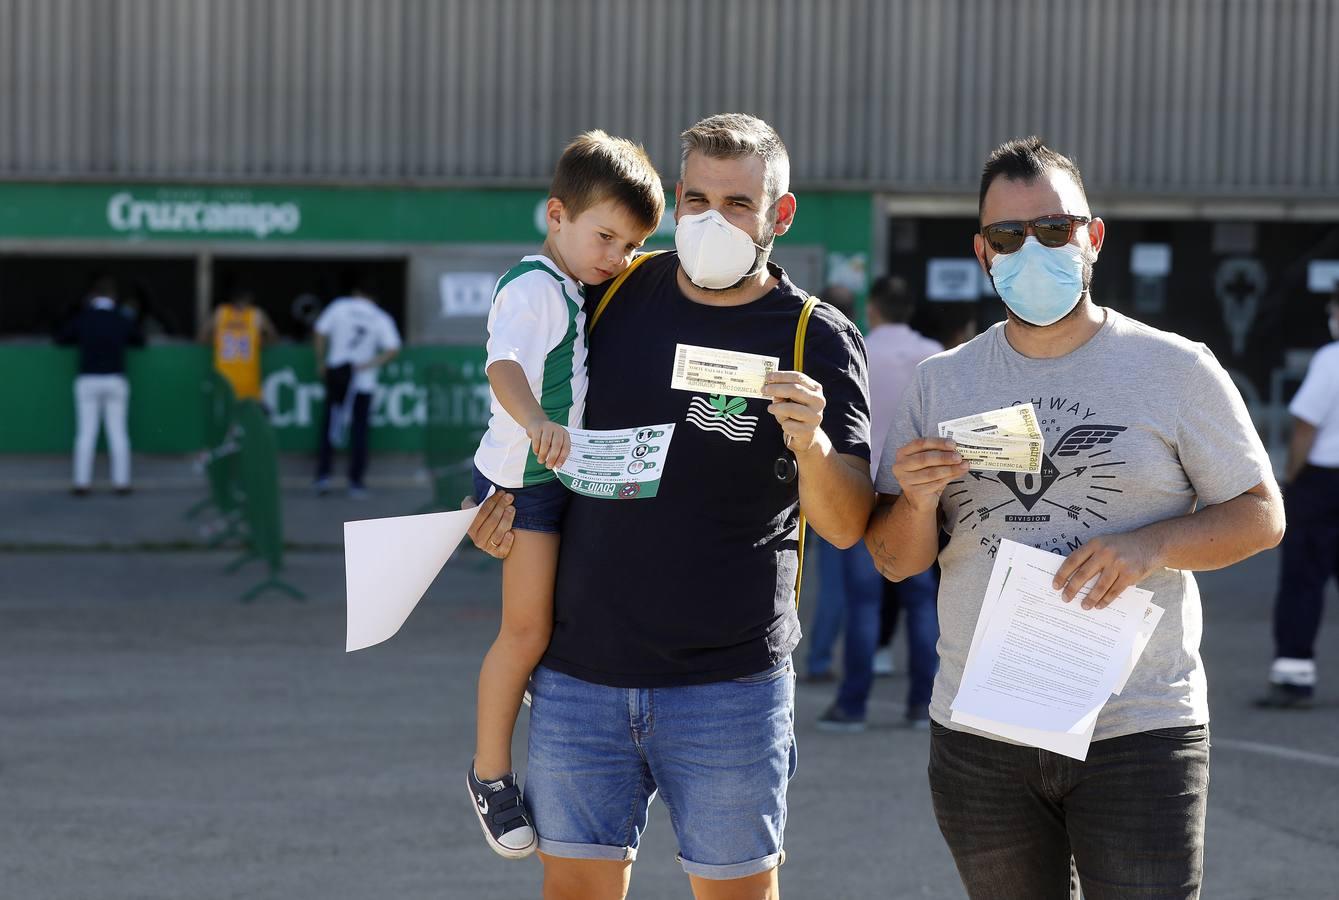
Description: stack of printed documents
xmin=938 ymin=404 xmax=1044 ymax=475
xmin=949 ymin=539 xmax=1164 ymax=760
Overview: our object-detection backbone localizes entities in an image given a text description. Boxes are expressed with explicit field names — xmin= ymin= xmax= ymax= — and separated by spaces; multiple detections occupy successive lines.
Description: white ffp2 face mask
xmin=674 ymin=209 xmax=767 ymax=290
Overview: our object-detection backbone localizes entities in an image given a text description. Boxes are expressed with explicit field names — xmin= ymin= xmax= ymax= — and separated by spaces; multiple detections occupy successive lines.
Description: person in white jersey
xmin=1259 ymin=288 xmax=1339 ymax=708
xmin=466 ymin=131 xmax=664 ymax=860
xmin=312 ymin=284 xmax=402 ymax=498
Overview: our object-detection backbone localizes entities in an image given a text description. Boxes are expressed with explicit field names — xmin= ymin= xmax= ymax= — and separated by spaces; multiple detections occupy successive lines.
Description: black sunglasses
xmin=981 ymin=214 xmax=1091 ymax=254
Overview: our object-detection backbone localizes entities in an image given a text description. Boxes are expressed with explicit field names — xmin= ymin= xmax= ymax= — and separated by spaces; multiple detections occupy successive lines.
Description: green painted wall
xmin=1 ymin=345 xmax=489 ymax=454
xmin=0 ymin=182 xmax=875 ymax=453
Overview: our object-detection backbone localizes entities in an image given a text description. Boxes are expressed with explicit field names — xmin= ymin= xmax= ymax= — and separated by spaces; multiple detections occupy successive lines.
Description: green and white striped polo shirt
xmin=473 ymin=255 xmax=588 ymax=488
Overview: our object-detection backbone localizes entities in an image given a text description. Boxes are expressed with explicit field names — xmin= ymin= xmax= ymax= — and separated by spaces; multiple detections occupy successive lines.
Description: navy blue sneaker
xmin=816 ymin=703 xmax=867 ymax=733
xmin=1254 ymin=682 xmax=1314 ymax=709
xmin=467 ymin=765 xmax=536 ymax=859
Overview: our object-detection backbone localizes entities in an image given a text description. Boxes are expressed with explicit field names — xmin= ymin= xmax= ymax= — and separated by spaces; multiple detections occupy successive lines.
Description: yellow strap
xmin=793 ymin=295 xmax=820 ymax=611
xmin=587 ymin=251 xmax=666 ymax=333
xmin=588 ymin=252 xmax=820 ymax=611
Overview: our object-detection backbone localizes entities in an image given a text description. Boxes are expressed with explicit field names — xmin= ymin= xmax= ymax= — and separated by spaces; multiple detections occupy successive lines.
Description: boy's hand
xmin=527 ymin=418 xmax=571 ymax=469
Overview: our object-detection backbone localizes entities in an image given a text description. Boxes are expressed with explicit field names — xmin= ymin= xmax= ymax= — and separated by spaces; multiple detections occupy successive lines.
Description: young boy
xmin=467 ymin=131 xmax=664 ymax=858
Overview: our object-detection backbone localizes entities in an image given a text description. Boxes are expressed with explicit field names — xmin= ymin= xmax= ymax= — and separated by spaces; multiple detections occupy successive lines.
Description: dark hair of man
xmin=680 ymin=113 xmax=790 ymax=209
xmin=868 ymin=275 xmax=915 ymax=324
xmin=550 ymin=130 xmax=665 ymax=233
xmin=978 ymin=136 xmax=1088 ymax=219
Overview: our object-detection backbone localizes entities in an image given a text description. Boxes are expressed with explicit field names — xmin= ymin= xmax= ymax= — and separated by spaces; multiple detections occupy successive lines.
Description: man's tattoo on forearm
xmin=871 ymin=535 xmax=900 ymax=579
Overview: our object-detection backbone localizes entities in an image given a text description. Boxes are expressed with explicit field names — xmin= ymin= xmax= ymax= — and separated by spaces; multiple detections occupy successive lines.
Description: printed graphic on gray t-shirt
xmin=876 ymin=311 xmax=1273 ymax=741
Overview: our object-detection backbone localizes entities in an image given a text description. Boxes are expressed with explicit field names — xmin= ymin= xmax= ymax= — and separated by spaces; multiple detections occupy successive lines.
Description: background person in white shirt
xmin=312 ymin=284 xmax=402 ymax=497
xmin=1259 ymin=289 xmax=1339 ymax=708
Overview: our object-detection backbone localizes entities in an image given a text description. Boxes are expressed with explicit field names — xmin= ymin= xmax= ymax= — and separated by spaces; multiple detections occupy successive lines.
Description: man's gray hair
xmin=680 ymin=113 xmax=790 ymax=206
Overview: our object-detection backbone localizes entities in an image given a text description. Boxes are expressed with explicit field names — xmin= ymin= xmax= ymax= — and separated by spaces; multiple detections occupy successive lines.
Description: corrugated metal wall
xmin=2 ymin=0 xmax=1337 ymax=197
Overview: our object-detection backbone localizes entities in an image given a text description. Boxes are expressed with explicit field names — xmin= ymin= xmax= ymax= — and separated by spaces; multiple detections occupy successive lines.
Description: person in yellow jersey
xmin=199 ymin=288 xmax=278 ymax=403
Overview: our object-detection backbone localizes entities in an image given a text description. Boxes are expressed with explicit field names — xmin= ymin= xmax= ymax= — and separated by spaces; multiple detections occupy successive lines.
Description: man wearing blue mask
xmin=864 ymin=137 xmax=1286 ymax=899
xmin=468 ymin=113 xmax=873 ymax=899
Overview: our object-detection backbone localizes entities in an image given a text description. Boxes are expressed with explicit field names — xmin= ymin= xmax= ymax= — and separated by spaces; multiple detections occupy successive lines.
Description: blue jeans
xmin=892 ymin=566 xmax=940 ymax=712
xmin=806 ymin=537 xmax=939 ymax=717
xmin=316 ymin=391 xmax=371 ymax=487
xmin=524 ymin=660 xmax=797 ymax=879
xmin=929 ymin=721 xmax=1210 ymax=899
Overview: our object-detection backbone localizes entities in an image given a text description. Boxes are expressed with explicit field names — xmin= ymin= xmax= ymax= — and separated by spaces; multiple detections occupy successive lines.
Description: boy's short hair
xmin=550 ymin=130 xmax=664 ymax=232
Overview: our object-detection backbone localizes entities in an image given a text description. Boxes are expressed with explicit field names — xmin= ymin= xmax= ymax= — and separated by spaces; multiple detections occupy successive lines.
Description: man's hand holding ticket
xmin=938 ymin=403 xmax=1044 ymax=474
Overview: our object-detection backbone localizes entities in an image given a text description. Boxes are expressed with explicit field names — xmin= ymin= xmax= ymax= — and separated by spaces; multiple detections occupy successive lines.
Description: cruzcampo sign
xmin=0 ymin=183 xmax=549 ymax=244
xmin=0 ymin=182 xmax=872 ymax=257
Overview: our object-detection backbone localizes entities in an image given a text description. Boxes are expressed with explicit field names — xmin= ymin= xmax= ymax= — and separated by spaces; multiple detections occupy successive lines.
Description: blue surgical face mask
xmin=989 ymin=236 xmax=1088 ymax=327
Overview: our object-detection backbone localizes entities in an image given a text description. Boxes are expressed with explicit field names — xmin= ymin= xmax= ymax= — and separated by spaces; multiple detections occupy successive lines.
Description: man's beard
xmin=695 ymin=214 xmax=777 ymax=294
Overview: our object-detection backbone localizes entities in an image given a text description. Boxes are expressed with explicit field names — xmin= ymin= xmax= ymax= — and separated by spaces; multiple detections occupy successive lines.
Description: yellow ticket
xmin=670 ymin=344 xmax=779 ymax=400
xmin=938 ymin=404 xmax=1042 ymax=442
xmin=942 ymin=431 xmax=1043 ymax=474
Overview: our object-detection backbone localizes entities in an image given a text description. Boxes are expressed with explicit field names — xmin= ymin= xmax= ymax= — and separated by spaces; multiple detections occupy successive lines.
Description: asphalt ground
xmin=1 ymin=455 xmax=1336 ymax=899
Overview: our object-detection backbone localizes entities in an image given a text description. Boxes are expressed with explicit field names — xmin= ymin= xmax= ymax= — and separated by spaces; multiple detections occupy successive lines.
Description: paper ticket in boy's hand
xmin=939 ymin=403 xmax=1044 ymax=474
xmin=670 ymin=344 xmax=779 ymax=400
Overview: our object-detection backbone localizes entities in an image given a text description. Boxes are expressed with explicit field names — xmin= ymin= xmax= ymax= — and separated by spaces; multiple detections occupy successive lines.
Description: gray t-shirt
xmin=876 ymin=310 xmax=1273 ymax=741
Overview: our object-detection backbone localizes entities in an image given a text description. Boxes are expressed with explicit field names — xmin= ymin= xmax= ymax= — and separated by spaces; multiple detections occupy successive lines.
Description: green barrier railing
xmin=421 ymin=360 xmax=488 ymax=512
xmin=230 ymin=399 xmax=304 ymax=603
xmin=184 ymin=371 xmax=241 ymax=531
xmin=184 ymin=374 xmax=303 ymax=602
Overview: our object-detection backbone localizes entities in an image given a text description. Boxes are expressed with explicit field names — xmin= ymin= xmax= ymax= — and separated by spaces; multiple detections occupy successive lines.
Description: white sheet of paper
xmin=1111 ymin=602 xmax=1165 ymax=696
xmin=344 ymin=507 xmax=479 ymax=652
xmin=949 ymin=541 xmax=1162 ymax=760
xmin=950 ymin=540 xmax=1149 ymax=733
xmin=951 ymin=708 xmax=1099 ymax=761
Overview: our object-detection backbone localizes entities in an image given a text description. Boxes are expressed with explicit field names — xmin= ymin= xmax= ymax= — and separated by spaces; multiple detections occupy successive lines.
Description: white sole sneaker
xmin=466 ymin=773 xmax=536 ymax=859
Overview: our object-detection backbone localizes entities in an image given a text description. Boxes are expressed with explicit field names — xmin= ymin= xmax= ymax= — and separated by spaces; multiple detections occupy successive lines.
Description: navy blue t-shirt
xmin=56 ymin=306 xmax=145 ymax=375
xmin=542 ymin=253 xmax=871 ymax=687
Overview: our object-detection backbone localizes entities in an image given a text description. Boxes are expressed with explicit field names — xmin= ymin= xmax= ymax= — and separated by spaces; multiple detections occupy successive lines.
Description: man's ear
xmin=1086 ymin=217 xmax=1106 ymax=256
xmin=973 ymin=233 xmax=991 ymax=277
xmin=772 ymin=193 xmax=797 ymax=236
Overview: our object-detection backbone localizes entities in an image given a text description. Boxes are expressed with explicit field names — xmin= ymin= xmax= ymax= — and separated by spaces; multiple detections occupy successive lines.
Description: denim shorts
xmin=524 ymin=660 xmax=797 ymax=879
xmin=471 ymin=464 xmax=569 ymax=533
